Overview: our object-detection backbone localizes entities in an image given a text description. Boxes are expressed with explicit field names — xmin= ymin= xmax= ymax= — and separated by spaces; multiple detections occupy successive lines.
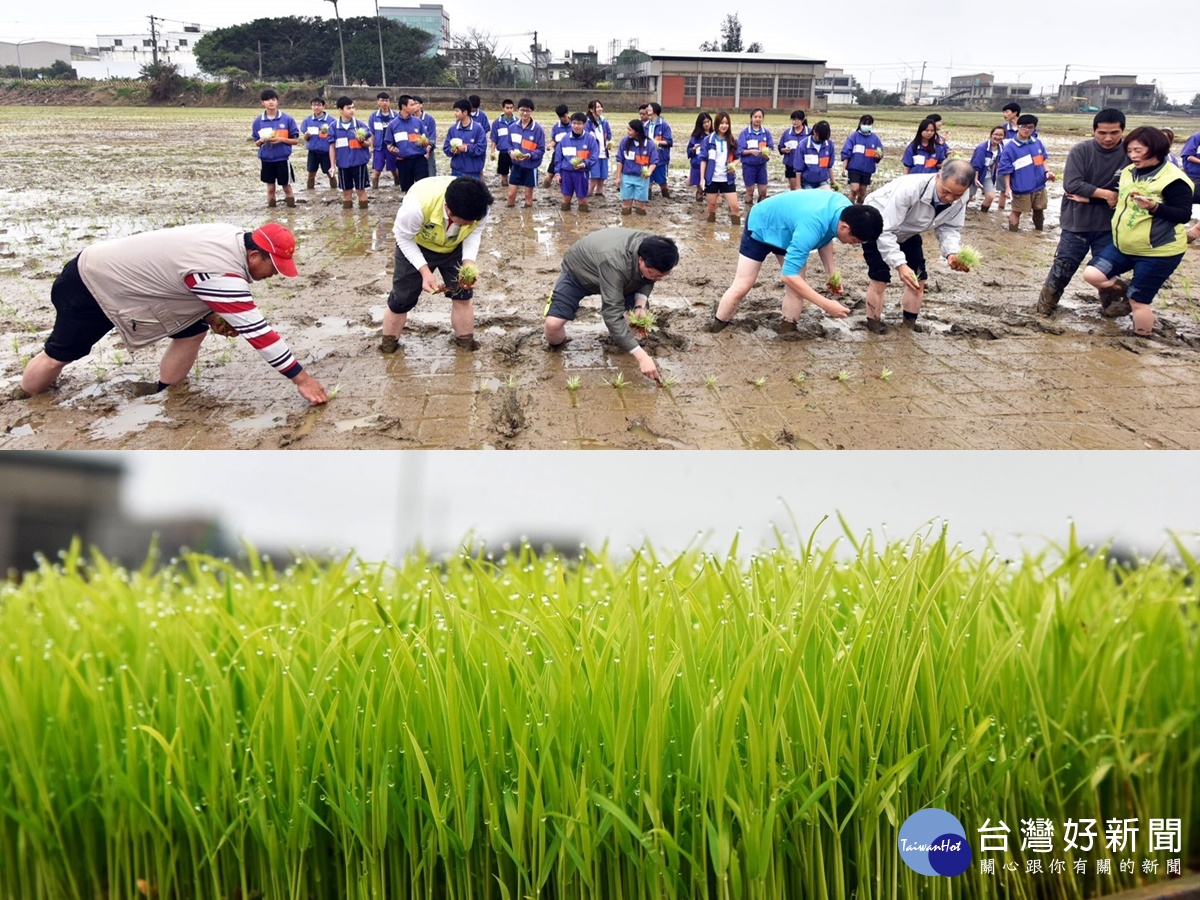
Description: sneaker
xmin=1035 ymin=286 xmax=1061 ymax=317
xmin=864 ymin=317 xmax=888 ymax=335
xmin=379 ymin=334 xmax=400 ymax=354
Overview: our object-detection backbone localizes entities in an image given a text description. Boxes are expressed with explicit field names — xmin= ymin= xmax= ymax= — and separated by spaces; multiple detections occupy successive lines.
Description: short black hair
xmin=840 ymin=206 xmax=884 ymax=243
xmin=468 ymin=94 xmax=482 ymax=109
xmin=453 ymin=98 xmax=471 ymax=113
xmin=858 ymin=114 xmax=874 ymax=126
xmin=1094 ymin=108 xmax=1126 ymax=129
xmin=790 ymin=109 xmax=807 ymax=121
xmin=260 ymin=89 xmax=278 ymax=101
xmin=336 ymin=95 xmax=354 ymax=110
xmin=926 ymin=113 xmax=942 ymax=123
xmin=444 ymin=176 xmax=495 ymax=221
xmin=570 ymin=112 xmax=586 ymax=123
xmin=1016 ymin=114 xmax=1038 ymax=127
xmin=410 ymin=94 xmax=424 ymax=104
xmin=555 ymin=103 xmax=569 ymax=117
xmin=397 ymin=94 xmax=412 ymax=108
xmin=1124 ymin=126 xmax=1171 ymax=161
xmin=637 ymin=236 xmax=679 ymax=273
xmin=812 ymin=120 xmax=831 ymax=142
xmin=518 ymin=98 xmax=534 ymax=111
xmin=638 ymin=103 xmax=650 ymax=112
xmin=310 ymin=97 xmax=325 ymax=105
xmin=649 ymin=102 xmax=662 ymax=116
xmin=1002 ymin=102 xmax=1021 ymax=114
xmin=376 ymin=91 xmax=390 ymax=100
xmin=501 ymin=98 xmax=514 ymax=107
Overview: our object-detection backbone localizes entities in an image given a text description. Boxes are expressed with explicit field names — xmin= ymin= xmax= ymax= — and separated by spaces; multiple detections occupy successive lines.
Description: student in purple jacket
xmin=779 ymin=110 xmax=811 ymax=191
xmin=616 ymin=119 xmax=655 ymax=216
xmin=737 ymin=108 xmax=775 ymax=208
xmin=505 ymin=98 xmax=546 ymax=208
xmin=798 ymin=121 xmax=835 ymax=190
xmin=252 ymin=89 xmax=299 ymax=208
xmin=687 ymin=112 xmax=714 ymax=201
xmin=329 ymin=96 xmax=373 ymax=209
xmin=584 ymin=99 xmax=613 ymax=198
xmin=840 ymin=115 xmax=884 ymax=205
xmin=368 ymin=92 xmax=399 ymax=189
xmin=554 ymin=113 xmax=600 ymax=211
xmin=969 ymin=126 xmax=1006 ymax=211
xmin=443 ymin=98 xmax=488 ymax=178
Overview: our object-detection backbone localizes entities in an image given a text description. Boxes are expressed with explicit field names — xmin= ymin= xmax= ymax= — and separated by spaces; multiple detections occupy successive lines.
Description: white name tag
xmin=747 ymin=139 xmax=759 ymax=148
xmin=913 ymin=154 xmax=927 ymax=165
xmin=784 ymin=141 xmax=797 ymax=151
xmin=259 ymin=128 xmax=274 ymax=139
xmin=853 ymin=144 xmax=865 ymax=154
xmin=625 ymin=151 xmax=636 ymax=160
xmin=497 ymin=127 xmax=508 ymax=137
xmin=562 ymin=146 xmax=577 ymax=156
xmin=804 ymin=154 xmax=819 ymax=165
xmin=307 ymin=126 xmax=319 ymax=135
xmin=335 ymin=137 xmax=349 ymax=148
xmin=374 ymin=121 xmax=385 ymax=130
xmin=1012 ymin=154 xmax=1034 ymax=170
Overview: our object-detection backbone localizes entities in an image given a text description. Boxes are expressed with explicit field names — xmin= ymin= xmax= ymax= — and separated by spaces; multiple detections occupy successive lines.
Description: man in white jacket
xmin=862 ymin=159 xmax=974 ymax=333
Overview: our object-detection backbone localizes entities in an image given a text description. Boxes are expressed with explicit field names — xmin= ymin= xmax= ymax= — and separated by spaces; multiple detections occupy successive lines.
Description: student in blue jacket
xmin=737 ymin=108 xmax=775 ymax=208
xmin=443 ymin=98 xmax=488 ymax=178
xmin=687 ymin=112 xmax=713 ymax=201
xmin=585 ymin=100 xmax=613 ymax=198
xmin=840 ymin=114 xmax=884 ymax=205
xmin=700 ymin=112 xmax=741 ymax=226
xmin=505 ymin=98 xmax=546 ymax=208
xmin=778 ymin=110 xmax=811 ymax=190
xmin=554 ymin=113 xmax=600 ymax=211
xmin=901 ymin=118 xmax=947 ymax=174
xmin=969 ymin=125 xmax=1006 ymax=211
xmin=798 ymin=121 xmax=836 ymax=191
xmin=997 ymin=114 xmax=1055 ymax=231
xmin=300 ymin=97 xmax=337 ymax=190
xmin=645 ymin=102 xmax=674 ymax=199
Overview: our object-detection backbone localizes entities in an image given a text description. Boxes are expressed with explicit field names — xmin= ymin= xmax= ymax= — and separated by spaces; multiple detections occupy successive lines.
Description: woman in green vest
xmin=1084 ymin=126 xmax=1194 ymax=336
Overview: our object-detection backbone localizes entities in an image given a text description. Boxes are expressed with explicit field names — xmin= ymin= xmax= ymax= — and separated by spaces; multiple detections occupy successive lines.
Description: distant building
xmin=625 ymin=50 xmax=826 ymax=111
xmin=815 ymin=67 xmax=859 ymax=105
xmin=1057 ymin=75 xmax=1156 ymax=113
xmin=379 ymin=3 xmax=449 ymax=55
xmin=94 ymin=23 xmax=209 ymax=77
xmin=0 ymin=40 xmax=97 ymax=73
xmin=942 ymin=73 xmax=1033 ymax=106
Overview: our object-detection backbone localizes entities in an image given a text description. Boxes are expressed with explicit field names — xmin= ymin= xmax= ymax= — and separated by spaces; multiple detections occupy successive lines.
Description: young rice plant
xmin=0 ymin=526 xmax=1197 ymax=900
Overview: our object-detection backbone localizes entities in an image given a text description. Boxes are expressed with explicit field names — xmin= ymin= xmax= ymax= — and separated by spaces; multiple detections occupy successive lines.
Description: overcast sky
xmin=87 ymin=451 xmax=1200 ymax=565
xmin=5 ymin=0 xmax=1200 ymax=102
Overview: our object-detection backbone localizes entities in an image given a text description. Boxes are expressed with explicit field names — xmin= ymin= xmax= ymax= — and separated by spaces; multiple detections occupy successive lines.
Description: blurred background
xmin=3 ymin=451 xmax=1198 ymax=574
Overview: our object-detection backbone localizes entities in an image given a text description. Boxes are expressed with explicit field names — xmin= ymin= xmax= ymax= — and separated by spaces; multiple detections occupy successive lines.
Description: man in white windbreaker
xmin=861 ymin=159 xmax=974 ymax=333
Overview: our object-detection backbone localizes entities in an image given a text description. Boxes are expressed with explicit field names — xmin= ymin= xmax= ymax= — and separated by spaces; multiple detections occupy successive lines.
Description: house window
xmin=143 ymin=39 xmax=153 ymax=47
xmin=113 ymin=38 xmax=123 ymax=46
xmin=683 ymin=76 xmax=697 ymax=99
xmin=178 ymin=39 xmax=188 ymax=47
xmin=741 ymin=75 xmax=773 ymax=97
xmin=777 ymin=77 xmax=811 ymax=100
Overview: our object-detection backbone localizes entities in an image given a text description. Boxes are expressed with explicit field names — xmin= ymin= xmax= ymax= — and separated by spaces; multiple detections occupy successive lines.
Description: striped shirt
xmin=184 ymin=272 xmax=301 ymax=377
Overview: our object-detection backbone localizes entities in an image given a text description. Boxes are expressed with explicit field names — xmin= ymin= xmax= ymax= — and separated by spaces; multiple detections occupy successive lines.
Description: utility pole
xmin=324 ymin=0 xmax=348 ymax=86
xmin=374 ymin=0 xmax=387 ymax=87
xmin=532 ymin=30 xmax=538 ymax=88
xmin=257 ymin=40 xmax=263 ymax=79
xmin=1059 ymin=64 xmax=1070 ymax=106
xmin=148 ymin=15 xmax=160 ymax=66
xmin=916 ymin=60 xmax=926 ymax=104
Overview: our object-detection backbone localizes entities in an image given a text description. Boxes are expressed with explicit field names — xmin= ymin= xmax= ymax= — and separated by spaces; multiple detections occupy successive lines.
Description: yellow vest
xmin=412 ymin=176 xmax=480 ymax=253
xmin=1112 ymin=162 xmax=1193 ymax=257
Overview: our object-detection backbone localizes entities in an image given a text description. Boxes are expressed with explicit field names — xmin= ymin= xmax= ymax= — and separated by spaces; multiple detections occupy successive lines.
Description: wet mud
xmin=2 ymin=107 xmax=1199 ymax=449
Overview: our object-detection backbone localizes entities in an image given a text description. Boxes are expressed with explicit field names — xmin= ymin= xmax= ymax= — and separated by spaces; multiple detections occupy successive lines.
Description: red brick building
xmin=627 ymin=50 xmax=826 ymax=111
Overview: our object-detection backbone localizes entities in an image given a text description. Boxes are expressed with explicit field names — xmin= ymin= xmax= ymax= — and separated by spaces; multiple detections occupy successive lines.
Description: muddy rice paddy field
xmin=2 ymin=106 xmax=1199 ymax=449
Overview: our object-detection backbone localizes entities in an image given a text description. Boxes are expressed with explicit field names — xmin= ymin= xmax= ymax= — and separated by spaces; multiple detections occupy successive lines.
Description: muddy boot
xmin=730 ymin=214 xmax=741 ymax=227
xmin=864 ymin=317 xmax=888 ymax=335
xmin=546 ymin=337 xmax=572 ymax=351
xmin=358 ymin=199 xmax=369 ymax=209
xmin=306 ymin=173 xmax=316 ymax=190
xmin=661 ymin=185 xmax=670 ymax=199
xmin=1008 ymin=222 xmax=1019 ymax=232
xmin=777 ymin=317 xmax=798 ymax=334
xmin=634 ymin=207 xmax=647 ymax=216
xmin=1099 ymin=278 xmax=1131 ymax=318
xmin=561 ymin=198 xmax=572 ymax=211
xmin=705 ymin=316 xmax=731 ymax=333
xmin=706 ymin=212 xmax=717 ymax=223
xmin=1032 ymin=210 xmax=1045 ymax=231
xmin=578 ymin=200 xmax=589 ymax=213
xmin=329 ymin=174 xmax=338 ymax=189
xmin=452 ymin=334 xmax=479 ymax=351
xmin=1036 ymin=285 xmax=1062 ymax=316
xmin=621 ymin=208 xmax=632 ymax=216
xmin=285 ymin=196 xmax=296 ymax=208
xmin=371 ymin=171 xmax=380 ymax=190
xmin=379 ymin=334 xmax=400 ymax=354
xmin=342 ymin=199 xmax=353 ymax=209
xmin=267 ymin=197 xmax=277 ymax=208
xmin=543 ymin=174 xmax=554 ymax=188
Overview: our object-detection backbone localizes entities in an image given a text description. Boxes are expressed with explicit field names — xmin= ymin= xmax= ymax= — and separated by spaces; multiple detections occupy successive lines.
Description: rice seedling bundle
xmin=1 ymin=527 xmax=1196 ymax=900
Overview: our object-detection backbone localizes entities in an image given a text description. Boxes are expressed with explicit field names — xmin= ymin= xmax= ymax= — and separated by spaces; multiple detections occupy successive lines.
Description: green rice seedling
xmin=791 ymin=372 xmax=807 ymax=386
xmin=826 ymin=269 xmax=843 ymax=292
xmin=750 ymin=375 xmax=767 ymax=388
xmin=607 ymin=372 xmax=629 ymax=389
xmin=327 ymin=383 xmax=341 ymax=399
xmin=627 ymin=308 xmax=657 ymax=332
xmin=566 ymin=376 xmax=581 ymax=392
xmin=456 ymin=262 xmax=479 ymax=288
xmin=505 ymin=373 xmax=518 ymax=388
xmin=704 ymin=374 xmax=718 ymax=388
xmin=661 ymin=374 xmax=680 ymax=388
xmin=955 ymin=245 xmax=982 ymax=270
xmin=836 ymin=369 xmax=852 ymax=382
xmin=1 ymin=527 xmax=1197 ymax=900
xmin=879 ymin=367 xmax=893 ymax=381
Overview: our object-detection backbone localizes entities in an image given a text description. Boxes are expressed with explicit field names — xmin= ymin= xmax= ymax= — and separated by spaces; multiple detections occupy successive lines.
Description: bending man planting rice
xmin=16 ymin=223 xmax=329 ymax=404
xmin=543 ymin=229 xmax=679 ymax=383
xmin=380 ymin=175 xmax=495 ymax=353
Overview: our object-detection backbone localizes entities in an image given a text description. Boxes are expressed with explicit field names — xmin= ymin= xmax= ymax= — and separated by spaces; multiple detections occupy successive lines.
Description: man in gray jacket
xmin=543 ymin=229 xmax=679 ymax=383
xmin=861 ymin=159 xmax=974 ymax=333
xmin=1036 ymin=108 xmax=1130 ymax=317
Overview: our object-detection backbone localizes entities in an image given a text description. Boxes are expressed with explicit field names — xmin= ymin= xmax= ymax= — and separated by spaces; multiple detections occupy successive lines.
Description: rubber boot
xmin=1032 ymin=210 xmax=1045 ymax=231
xmin=306 ymin=173 xmax=316 ymax=190
xmin=1036 ymin=285 xmax=1062 ymax=316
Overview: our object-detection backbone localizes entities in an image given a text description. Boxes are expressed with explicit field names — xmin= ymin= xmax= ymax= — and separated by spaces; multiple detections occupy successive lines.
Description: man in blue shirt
xmin=707 ymin=191 xmax=883 ymax=331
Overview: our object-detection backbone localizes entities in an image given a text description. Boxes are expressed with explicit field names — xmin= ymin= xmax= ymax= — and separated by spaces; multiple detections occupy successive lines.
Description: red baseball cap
xmin=251 ymin=223 xmax=298 ymax=277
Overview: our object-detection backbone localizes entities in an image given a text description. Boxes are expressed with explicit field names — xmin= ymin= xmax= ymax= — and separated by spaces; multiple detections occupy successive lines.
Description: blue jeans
xmin=1044 ymin=230 xmax=1112 ymax=293
xmin=1090 ymin=244 xmax=1184 ymax=305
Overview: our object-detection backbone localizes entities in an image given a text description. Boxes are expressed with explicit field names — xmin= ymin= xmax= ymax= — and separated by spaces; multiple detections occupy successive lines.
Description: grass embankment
xmin=1 ymin=527 xmax=1197 ymax=899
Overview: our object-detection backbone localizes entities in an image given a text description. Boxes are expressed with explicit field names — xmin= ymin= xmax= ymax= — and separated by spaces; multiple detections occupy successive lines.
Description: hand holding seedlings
xmin=949 ymin=246 xmax=981 ymax=272
xmin=826 ymin=270 xmax=844 ymax=295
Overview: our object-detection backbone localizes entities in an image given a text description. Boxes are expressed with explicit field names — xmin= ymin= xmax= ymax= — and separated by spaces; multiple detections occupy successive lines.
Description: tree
xmin=1192 ymin=92 xmax=1200 ymax=108
xmin=698 ymin=14 xmax=761 ymax=52
xmin=1151 ymin=87 xmax=1171 ymax=111
xmin=853 ymin=87 xmax=904 ymax=106
xmin=449 ymin=27 xmax=499 ymax=88
xmin=342 ymin=17 xmax=446 ymax=85
xmin=140 ymin=61 xmax=184 ymax=101
xmin=567 ymin=60 xmax=605 ymax=89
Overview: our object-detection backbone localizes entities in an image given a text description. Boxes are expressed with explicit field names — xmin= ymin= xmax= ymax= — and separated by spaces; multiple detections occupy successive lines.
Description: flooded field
xmin=2 ymin=106 xmax=1199 ymax=449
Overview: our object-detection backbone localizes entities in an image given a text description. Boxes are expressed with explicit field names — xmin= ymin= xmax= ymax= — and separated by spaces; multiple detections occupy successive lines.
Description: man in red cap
xmin=17 ymin=223 xmax=329 ymax=404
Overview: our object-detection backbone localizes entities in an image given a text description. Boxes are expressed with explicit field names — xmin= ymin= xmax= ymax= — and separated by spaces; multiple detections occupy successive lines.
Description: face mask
xmin=860 ymin=125 xmax=873 ymax=135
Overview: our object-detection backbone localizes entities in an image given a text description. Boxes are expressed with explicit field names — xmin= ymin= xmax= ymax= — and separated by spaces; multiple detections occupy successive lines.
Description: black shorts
xmin=784 ymin=165 xmax=797 ymax=180
xmin=339 ymin=163 xmax=370 ymax=191
xmin=863 ymin=234 xmax=927 ymax=284
xmin=306 ymin=149 xmax=332 ymax=174
xmin=705 ymin=181 xmax=735 ymax=194
xmin=44 ymin=255 xmax=208 ymax=362
xmin=545 ymin=268 xmax=639 ymax=321
xmin=397 ymin=155 xmax=428 ymax=192
xmin=386 ymin=244 xmax=472 ymax=314
xmin=260 ymin=159 xmax=294 ymax=185
xmin=847 ymin=170 xmax=872 ymax=185
xmin=497 ymin=150 xmax=512 ymax=176
xmin=738 ymin=229 xmax=788 ymax=263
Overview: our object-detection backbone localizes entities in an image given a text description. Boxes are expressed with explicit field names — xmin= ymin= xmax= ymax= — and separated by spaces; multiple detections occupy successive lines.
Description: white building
xmin=0 ymin=40 xmax=98 ymax=72
xmin=816 ymin=67 xmax=859 ymax=105
xmin=95 ymin=23 xmax=209 ymax=76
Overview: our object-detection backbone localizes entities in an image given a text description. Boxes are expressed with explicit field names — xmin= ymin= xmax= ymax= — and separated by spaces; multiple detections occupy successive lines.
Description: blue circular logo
xmin=898 ymin=808 xmax=972 ymax=877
